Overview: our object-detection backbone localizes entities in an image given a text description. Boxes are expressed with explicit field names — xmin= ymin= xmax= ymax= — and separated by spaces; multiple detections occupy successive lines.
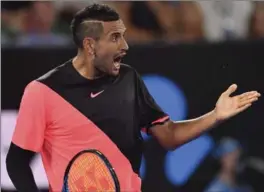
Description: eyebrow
xmin=105 ymin=28 xmax=127 ymax=36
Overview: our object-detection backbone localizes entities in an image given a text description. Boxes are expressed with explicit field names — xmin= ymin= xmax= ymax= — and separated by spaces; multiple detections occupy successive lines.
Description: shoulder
xmin=37 ymin=60 xmax=71 ymax=84
xmin=22 ymin=60 xmax=72 ymax=97
xmin=120 ymin=63 xmax=136 ymax=73
xmin=204 ymin=179 xmax=228 ymax=192
xmin=119 ymin=63 xmax=140 ymax=79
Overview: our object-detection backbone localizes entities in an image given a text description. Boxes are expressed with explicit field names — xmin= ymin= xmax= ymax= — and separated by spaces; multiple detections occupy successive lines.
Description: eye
xmin=111 ymin=33 xmax=120 ymax=42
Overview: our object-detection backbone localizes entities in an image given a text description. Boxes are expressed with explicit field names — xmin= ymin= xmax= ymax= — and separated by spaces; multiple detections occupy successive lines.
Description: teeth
xmin=114 ymin=62 xmax=120 ymax=68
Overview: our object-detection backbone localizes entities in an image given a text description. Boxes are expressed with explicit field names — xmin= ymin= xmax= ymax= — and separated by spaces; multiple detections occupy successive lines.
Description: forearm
xmin=169 ymin=110 xmax=219 ymax=148
xmin=152 ymin=110 xmax=221 ymax=150
xmin=6 ymin=143 xmax=39 ymax=192
xmin=152 ymin=84 xmax=260 ymax=150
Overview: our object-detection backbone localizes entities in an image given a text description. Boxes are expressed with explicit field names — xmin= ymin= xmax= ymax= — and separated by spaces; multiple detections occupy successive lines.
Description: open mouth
xmin=113 ymin=53 xmax=126 ymax=69
xmin=114 ymin=56 xmax=122 ymax=63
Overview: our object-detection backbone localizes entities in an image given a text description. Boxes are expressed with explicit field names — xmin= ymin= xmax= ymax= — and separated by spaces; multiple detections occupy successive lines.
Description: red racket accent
xmin=63 ymin=150 xmax=120 ymax=192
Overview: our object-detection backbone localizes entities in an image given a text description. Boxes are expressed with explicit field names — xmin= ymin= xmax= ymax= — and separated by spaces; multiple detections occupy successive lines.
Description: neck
xmin=72 ymin=50 xmax=104 ymax=80
xmin=218 ymin=169 xmax=236 ymax=186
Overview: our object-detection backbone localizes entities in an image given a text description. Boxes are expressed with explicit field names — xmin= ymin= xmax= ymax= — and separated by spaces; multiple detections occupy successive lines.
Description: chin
xmin=111 ymin=69 xmax=120 ymax=76
xmin=110 ymin=64 xmax=120 ymax=76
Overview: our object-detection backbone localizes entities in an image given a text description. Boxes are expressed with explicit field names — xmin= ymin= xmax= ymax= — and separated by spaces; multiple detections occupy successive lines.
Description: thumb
xmin=224 ymin=84 xmax=238 ymax=96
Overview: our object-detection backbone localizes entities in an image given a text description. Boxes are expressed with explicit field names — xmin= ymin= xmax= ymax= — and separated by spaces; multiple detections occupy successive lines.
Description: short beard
xmin=93 ymin=51 xmax=106 ymax=78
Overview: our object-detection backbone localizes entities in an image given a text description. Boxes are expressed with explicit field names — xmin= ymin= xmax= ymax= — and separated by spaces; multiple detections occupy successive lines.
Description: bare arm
xmin=151 ymin=84 xmax=260 ymax=150
xmin=151 ymin=110 xmax=218 ymax=150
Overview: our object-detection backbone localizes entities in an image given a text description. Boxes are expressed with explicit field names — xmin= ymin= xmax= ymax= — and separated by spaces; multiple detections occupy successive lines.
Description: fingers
xmin=239 ymin=91 xmax=260 ymax=101
xmin=237 ymin=91 xmax=261 ymax=108
xmin=238 ymin=91 xmax=261 ymax=100
xmin=224 ymin=84 xmax=238 ymax=96
xmin=238 ymin=96 xmax=259 ymax=108
xmin=236 ymin=103 xmax=252 ymax=113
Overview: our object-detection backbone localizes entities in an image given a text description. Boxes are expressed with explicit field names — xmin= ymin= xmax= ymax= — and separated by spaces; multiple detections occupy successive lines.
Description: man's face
xmin=93 ymin=19 xmax=128 ymax=76
xmin=221 ymin=149 xmax=241 ymax=173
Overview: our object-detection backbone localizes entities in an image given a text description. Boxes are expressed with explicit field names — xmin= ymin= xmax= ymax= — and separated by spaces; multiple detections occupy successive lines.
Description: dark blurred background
xmin=1 ymin=1 xmax=264 ymax=192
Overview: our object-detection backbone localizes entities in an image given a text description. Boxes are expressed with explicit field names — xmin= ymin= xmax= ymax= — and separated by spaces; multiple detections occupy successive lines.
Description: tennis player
xmin=6 ymin=4 xmax=260 ymax=192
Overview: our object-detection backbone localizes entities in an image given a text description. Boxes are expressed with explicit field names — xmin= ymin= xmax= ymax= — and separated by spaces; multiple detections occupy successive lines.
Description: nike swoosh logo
xmin=90 ymin=90 xmax=104 ymax=98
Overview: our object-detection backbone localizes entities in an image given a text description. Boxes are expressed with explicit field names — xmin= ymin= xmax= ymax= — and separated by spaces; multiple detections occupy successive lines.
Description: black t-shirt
xmin=39 ymin=60 xmax=168 ymax=173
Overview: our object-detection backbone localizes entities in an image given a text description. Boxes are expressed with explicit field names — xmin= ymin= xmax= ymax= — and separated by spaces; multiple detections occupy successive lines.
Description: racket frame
xmin=62 ymin=149 xmax=120 ymax=192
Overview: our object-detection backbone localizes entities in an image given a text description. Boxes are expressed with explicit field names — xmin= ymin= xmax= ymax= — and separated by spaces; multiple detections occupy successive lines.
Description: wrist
xmin=212 ymin=108 xmax=223 ymax=125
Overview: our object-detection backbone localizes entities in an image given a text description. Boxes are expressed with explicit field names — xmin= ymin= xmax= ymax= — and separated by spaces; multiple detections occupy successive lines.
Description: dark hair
xmin=70 ymin=4 xmax=120 ymax=48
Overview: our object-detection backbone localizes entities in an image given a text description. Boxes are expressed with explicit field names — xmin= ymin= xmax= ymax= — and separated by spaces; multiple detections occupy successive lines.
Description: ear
xmin=83 ymin=37 xmax=96 ymax=55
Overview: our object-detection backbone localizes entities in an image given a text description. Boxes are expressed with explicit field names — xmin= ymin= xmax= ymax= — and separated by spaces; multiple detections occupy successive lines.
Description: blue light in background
xmin=165 ymin=135 xmax=214 ymax=185
xmin=140 ymin=74 xmax=188 ymax=180
xmin=142 ymin=75 xmax=188 ymax=121
xmin=140 ymin=74 xmax=214 ymax=185
xmin=139 ymin=155 xmax=146 ymax=179
xmin=141 ymin=75 xmax=188 ymax=141
xmin=141 ymin=131 xmax=150 ymax=141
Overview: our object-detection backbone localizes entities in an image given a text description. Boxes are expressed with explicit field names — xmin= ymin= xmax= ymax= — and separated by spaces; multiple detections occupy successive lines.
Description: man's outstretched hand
xmin=150 ymin=84 xmax=261 ymax=150
xmin=214 ymin=84 xmax=261 ymax=121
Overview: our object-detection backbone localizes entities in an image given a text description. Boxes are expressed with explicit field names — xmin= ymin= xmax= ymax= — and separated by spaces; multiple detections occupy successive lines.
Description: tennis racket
xmin=62 ymin=149 xmax=120 ymax=192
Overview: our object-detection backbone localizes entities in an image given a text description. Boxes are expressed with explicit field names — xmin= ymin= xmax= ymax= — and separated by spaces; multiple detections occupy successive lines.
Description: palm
xmin=215 ymin=84 xmax=260 ymax=121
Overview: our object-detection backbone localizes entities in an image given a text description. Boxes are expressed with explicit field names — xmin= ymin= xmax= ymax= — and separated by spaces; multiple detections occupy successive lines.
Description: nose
xmin=121 ymin=38 xmax=129 ymax=52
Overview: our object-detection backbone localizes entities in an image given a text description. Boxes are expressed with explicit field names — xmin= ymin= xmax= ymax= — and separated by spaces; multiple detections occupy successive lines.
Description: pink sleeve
xmin=12 ymin=81 xmax=47 ymax=152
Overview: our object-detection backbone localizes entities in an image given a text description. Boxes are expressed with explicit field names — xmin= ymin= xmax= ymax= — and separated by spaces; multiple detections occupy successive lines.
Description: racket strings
xmin=67 ymin=154 xmax=116 ymax=192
